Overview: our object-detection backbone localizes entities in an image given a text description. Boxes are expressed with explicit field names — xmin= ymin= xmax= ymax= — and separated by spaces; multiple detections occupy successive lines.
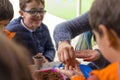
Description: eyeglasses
xmin=24 ymin=9 xmax=46 ymax=16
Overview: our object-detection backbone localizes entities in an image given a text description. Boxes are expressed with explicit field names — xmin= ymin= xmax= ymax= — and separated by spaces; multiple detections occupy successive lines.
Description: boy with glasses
xmin=6 ymin=0 xmax=55 ymax=62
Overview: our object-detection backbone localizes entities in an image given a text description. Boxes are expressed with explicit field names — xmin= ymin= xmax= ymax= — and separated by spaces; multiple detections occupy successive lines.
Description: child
xmin=0 ymin=0 xmax=15 ymax=39
xmin=5 ymin=0 xmax=55 ymax=62
xmin=0 ymin=0 xmax=14 ymax=27
xmin=0 ymin=32 xmax=32 ymax=80
xmin=57 ymin=0 xmax=120 ymax=80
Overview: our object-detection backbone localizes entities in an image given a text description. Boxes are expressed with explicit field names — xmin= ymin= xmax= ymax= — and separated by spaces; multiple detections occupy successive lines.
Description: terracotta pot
xmin=33 ymin=55 xmax=43 ymax=69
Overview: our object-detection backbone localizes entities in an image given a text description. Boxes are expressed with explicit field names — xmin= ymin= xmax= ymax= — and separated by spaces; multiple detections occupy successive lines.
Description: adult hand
xmin=75 ymin=49 xmax=101 ymax=62
xmin=57 ymin=40 xmax=76 ymax=69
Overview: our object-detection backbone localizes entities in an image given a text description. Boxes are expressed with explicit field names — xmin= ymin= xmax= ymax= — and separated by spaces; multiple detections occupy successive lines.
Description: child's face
xmin=20 ymin=1 xmax=45 ymax=30
xmin=93 ymin=27 xmax=112 ymax=62
xmin=93 ymin=25 xmax=120 ymax=63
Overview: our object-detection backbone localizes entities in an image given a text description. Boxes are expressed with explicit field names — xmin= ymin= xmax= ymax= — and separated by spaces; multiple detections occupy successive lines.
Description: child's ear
xmin=19 ymin=10 xmax=24 ymax=18
xmin=99 ymin=25 xmax=118 ymax=48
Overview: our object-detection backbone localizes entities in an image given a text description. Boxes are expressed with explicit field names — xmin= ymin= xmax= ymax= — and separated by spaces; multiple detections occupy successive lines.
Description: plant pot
xmin=33 ymin=55 xmax=43 ymax=69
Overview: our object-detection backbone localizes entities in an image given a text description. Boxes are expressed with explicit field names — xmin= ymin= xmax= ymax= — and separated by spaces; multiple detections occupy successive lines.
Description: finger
xmin=69 ymin=46 xmax=75 ymax=59
xmin=75 ymin=50 xmax=87 ymax=54
xmin=75 ymin=53 xmax=86 ymax=58
xmin=75 ymin=50 xmax=87 ymax=58
xmin=75 ymin=50 xmax=83 ymax=53
xmin=83 ymin=57 xmax=94 ymax=61
xmin=68 ymin=65 xmax=73 ymax=70
xmin=58 ymin=50 xmax=66 ymax=63
xmin=56 ymin=68 xmax=68 ymax=75
xmin=74 ymin=60 xmax=80 ymax=71
xmin=76 ymin=52 xmax=91 ymax=58
xmin=64 ymin=64 xmax=69 ymax=70
xmin=60 ymin=52 xmax=65 ymax=63
xmin=63 ymin=47 xmax=70 ymax=65
xmin=83 ymin=53 xmax=94 ymax=61
xmin=68 ymin=47 xmax=75 ymax=66
xmin=57 ymin=50 xmax=62 ymax=62
xmin=58 ymin=44 xmax=65 ymax=63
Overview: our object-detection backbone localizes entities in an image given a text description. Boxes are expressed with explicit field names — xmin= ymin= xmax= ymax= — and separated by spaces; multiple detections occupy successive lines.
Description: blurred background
xmin=10 ymin=0 xmax=94 ymax=20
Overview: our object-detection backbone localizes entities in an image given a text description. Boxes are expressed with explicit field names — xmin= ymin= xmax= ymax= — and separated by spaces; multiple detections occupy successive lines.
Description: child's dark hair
xmin=0 ymin=0 xmax=14 ymax=21
xmin=19 ymin=0 xmax=45 ymax=10
xmin=89 ymin=0 xmax=120 ymax=38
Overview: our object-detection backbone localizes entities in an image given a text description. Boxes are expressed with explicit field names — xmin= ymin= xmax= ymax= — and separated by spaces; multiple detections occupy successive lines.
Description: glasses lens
xmin=38 ymin=10 xmax=46 ymax=15
xmin=24 ymin=9 xmax=46 ymax=16
xmin=30 ymin=10 xmax=37 ymax=15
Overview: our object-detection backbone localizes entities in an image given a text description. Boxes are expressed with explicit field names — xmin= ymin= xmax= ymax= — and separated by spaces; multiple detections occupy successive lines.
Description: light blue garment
xmin=75 ymin=31 xmax=92 ymax=50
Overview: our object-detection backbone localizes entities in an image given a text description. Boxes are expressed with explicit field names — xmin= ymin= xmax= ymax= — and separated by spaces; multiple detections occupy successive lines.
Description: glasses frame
xmin=23 ymin=9 xmax=47 ymax=16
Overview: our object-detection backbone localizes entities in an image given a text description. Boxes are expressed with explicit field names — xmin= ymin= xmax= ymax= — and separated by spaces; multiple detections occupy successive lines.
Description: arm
xmin=53 ymin=12 xmax=91 ymax=67
xmin=43 ymin=27 xmax=55 ymax=62
xmin=75 ymin=49 xmax=110 ymax=69
xmin=53 ymin=11 xmax=91 ymax=48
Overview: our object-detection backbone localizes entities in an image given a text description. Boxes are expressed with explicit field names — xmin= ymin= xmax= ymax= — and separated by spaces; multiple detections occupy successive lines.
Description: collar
xmin=21 ymin=19 xmax=35 ymax=32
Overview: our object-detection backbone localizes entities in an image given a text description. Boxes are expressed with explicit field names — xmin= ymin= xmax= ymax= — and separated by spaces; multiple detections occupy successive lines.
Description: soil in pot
xmin=35 ymin=69 xmax=65 ymax=80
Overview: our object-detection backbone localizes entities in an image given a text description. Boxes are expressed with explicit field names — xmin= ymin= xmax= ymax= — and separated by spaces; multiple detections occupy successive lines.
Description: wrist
xmin=58 ymin=40 xmax=70 ymax=46
xmin=94 ymin=49 xmax=102 ymax=60
xmin=95 ymin=49 xmax=102 ymax=56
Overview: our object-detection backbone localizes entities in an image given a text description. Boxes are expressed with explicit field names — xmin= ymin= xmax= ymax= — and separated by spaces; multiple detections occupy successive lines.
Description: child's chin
xmin=34 ymin=24 xmax=41 ymax=27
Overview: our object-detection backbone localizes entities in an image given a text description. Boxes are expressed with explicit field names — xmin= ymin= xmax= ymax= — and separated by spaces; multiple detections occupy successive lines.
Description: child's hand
xmin=41 ymin=56 xmax=49 ymax=63
xmin=35 ymin=53 xmax=43 ymax=56
xmin=56 ymin=67 xmax=83 ymax=79
xmin=37 ymin=53 xmax=49 ymax=63
xmin=35 ymin=53 xmax=49 ymax=63
xmin=56 ymin=60 xmax=83 ymax=78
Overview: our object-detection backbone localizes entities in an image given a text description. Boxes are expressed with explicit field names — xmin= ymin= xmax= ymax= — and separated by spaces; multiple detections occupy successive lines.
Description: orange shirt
xmin=71 ymin=62 xmax=119 ymax=80
xmin=4 ymin=30 xmax=16 ymax=39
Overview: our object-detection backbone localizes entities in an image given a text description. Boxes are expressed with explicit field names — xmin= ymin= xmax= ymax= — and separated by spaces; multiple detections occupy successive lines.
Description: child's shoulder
xmin=10 ymin=17 xmax=21 ymax=25
xmin=6 ymin=17 xmax=22 ymax=31
xmin=90 ymin=62 xmax=119 ymax=80
xmin=41 ymin=23 xmax=48 ymax=28
xmin=39 ymin=23 xmax=49 ymax=30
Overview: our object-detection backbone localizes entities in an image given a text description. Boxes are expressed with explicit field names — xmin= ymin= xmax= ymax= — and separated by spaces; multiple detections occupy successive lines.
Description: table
xmin=29 ymin=61 xmax=61 ymax=73
xmin=41 ymin=61 xmax=61 ymax=69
